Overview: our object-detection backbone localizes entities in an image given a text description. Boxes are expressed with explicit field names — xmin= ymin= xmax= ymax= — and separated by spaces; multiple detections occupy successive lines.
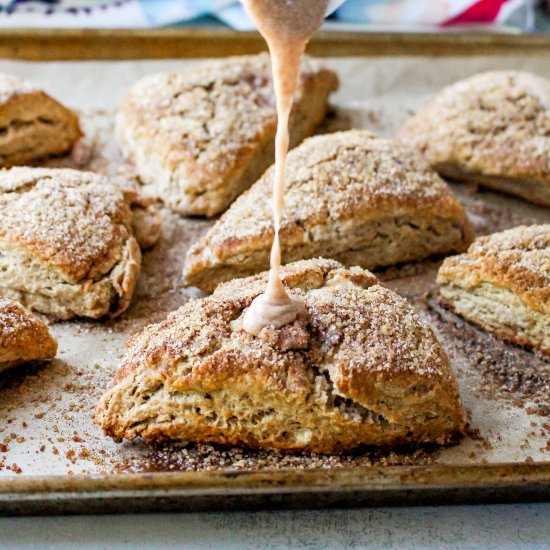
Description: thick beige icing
xmin=242 ymin=0 xmax=328 ymax=336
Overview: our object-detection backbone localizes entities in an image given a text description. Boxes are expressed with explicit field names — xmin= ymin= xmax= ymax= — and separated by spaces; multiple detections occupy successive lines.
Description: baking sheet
xmin=0 ymin=55 xmax=549 ymax=503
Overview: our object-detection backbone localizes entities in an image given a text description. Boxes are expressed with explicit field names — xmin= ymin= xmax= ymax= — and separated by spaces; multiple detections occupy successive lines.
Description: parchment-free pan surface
xmin=0 ymin=55 xmax=549 ymax=513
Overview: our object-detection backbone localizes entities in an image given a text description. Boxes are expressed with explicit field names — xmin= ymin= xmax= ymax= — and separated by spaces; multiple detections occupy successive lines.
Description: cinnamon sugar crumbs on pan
xmin=116 ymin=442 xmax=439 ymax=474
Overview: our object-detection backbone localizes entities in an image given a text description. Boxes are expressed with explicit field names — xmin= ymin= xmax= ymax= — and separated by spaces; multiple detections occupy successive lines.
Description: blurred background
xmin=0 ymin=0 xmax=548 ymax=32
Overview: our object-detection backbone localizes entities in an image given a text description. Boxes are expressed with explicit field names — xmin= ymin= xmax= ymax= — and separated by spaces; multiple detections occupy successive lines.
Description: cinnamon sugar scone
xmin=96 ymin=258 xmax=465 ymax=453
xmin=184 ymin=130 xmax=473 ymax=293
xmin=0 ymin=167 xmax=160 ymax=320
xmin=396 ymin=71 xmax=550 ymax=206
xmin=438 ymin=225 xmax=550 ymax=355
xmin=116 ymin=53 xmax=338 ymax=217
xmin=0 ymin=298 xmax=57 ymax=373
xmin=0 ymin=73 xmax=81 ymax=167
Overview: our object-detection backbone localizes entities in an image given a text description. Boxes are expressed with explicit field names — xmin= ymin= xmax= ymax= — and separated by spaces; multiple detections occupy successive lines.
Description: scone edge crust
xmin=438 ymin=224 xmax=550 ymax=314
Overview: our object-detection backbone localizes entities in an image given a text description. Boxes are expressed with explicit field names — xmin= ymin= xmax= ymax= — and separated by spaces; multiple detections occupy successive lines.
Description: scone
xmin=184 ymin=130 xmax=473 ymax=293
xmin=0 ymin=298 xmax=57 ymax=373
xmin=437 ymin=224 xmax=549 ymax=355
xmin=0 ymin=167 xmax=159 ymax=320
xmin=396 ymin=71 xmax=550 ymax=205
xmin=96 ymin=258 xmax=465 ymax=453
xmin=116 ymin=53 xmax=339 ymax=217
xmin=0 ymin=73 xmax=81 ymax=167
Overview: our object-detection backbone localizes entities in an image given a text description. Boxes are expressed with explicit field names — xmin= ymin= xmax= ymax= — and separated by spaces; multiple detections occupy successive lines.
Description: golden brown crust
xmin=116 ymin=53 xmax=339 ymax=217
xmin=96 ymin=258 xmax=465 ymax=453
xmin=0 ymin=73 xmax=81 ymax=167
xmin=0 ymin=167 xmax=132 ymax=282
xmin=0 ymin=298 xmax=57 ymax=371
xmin=0 ymin=167 xmax=156 ymax=319
xmin=184 ymin=130 xmax=473 ymax=292
xmin=396 ymin=71 xmax=550 ymax=205
xmin=438 ymin=225 xmax=550 ymax=314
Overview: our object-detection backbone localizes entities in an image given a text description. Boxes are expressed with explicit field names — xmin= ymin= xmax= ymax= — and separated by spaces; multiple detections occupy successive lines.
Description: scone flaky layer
xmin=438 ymin=224 xmax=550 ymax=354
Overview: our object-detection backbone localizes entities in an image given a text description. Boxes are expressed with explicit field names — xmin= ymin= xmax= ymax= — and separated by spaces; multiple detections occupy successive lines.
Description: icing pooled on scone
xmin=241 ymin=0 xmax=329 ymax=336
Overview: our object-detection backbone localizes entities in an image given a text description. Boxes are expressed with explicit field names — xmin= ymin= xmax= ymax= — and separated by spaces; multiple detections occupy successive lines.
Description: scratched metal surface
xmin=0 ymin=56 xmax=548 ymax=497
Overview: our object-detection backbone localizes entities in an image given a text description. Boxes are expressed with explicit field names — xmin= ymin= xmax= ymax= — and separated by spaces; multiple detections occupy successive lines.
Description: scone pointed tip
xmin=0 ymin=298 xmax=57 ymax=373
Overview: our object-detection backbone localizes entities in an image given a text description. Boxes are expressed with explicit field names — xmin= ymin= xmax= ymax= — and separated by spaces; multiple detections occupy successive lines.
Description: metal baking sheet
xmin=0 ymin=50 xmax=549 ymax=515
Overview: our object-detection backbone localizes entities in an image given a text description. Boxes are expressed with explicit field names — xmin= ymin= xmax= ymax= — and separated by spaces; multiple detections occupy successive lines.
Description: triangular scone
xmin=115 ymin=53 xmax=338 ymax=217
xmin=0 ymin=167 xmax=159 ymax=320
xmin=438 ymin=224 xmax=550 ymax=355
xmin=0 ymin=298 xmax=57 ymax=373
xmin=184 ymin=130 xmax=473 ymax=293
xmin=0 ymin=73 xmax=81 ymax=167
xmin=396 ymin=71 xmax=550 ymax=206
xmin=96 ymin=258 xmax=465 ymax=453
